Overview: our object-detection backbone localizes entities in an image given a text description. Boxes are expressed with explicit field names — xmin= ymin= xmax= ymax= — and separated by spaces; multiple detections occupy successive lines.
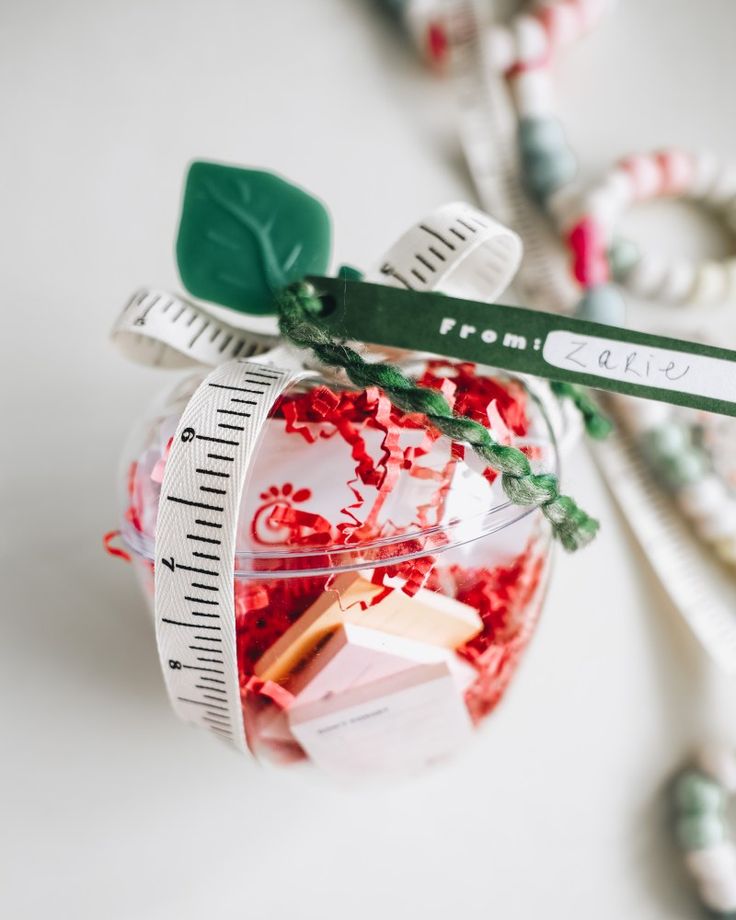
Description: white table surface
xmin=3 ymin=2 xmax=736 ymax=917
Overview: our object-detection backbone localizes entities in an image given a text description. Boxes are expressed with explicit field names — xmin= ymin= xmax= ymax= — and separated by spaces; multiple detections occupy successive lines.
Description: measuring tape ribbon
xmin=112 ymin=288 xmax=276 ymax=369
xmin=154 ymin=359 xmax=299 ymax=750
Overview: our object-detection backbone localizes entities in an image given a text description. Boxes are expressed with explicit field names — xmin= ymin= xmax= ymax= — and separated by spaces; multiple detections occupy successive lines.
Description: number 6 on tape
xmin=155 ymin=359 xmax=298 ymax=750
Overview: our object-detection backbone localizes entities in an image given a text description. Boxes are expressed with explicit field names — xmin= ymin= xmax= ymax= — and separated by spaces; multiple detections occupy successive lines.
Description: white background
xmin=3 ymin=1 xmax=736 ymax=917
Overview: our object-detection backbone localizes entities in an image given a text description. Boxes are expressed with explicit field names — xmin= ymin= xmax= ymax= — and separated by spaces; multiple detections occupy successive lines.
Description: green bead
xmin=522 ymin=147 xmax=577 ymax=201
xmin=662 ymin=450 xmax=709 ymax=488
xmin=518 ymin=117 xmax=567 ymax=155
xmin=642 ymin=422 xmax=690 ymax=459
xmin=176 ymin=161 xmax=332 ymax=315
xmin=676 ymin=812 xmax=726 ymax=851
xmin=674 ymin=770 xmax=726 ymax=815
xmin=608 ymin=237 xmax=640 ymax=281
xmin=576 ymin=284 xmax=626 ymax=326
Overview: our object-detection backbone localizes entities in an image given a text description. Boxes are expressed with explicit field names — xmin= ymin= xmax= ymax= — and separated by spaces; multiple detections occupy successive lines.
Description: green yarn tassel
xmin=550 ymin=381 xmax=614 ymax=440
xmin=275 ymin=282 xmax=599 ymax=552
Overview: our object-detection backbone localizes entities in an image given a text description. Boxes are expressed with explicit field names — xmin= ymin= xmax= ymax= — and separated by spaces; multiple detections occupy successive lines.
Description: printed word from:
xmin=439 ymin=318 xmax=540 ymax=351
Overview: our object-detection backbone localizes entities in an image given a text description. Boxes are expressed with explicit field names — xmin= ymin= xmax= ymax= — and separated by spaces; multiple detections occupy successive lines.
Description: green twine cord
xmin=275 ymin=282 xmax=599 ymax=551
xmin=550 ymin=381 xmax=613 ymax=440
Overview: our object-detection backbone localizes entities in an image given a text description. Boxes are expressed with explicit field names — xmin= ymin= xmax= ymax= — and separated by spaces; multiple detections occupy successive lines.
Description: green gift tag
xmin=309 ymin=276 xmax=736 ymax=420
xmin=176 ymin=162 xmax=331 ymax=315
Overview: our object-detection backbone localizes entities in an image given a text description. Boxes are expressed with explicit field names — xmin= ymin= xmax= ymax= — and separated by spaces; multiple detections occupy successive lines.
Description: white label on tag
xmin=544 ymin=330 xmax=736 ymax=403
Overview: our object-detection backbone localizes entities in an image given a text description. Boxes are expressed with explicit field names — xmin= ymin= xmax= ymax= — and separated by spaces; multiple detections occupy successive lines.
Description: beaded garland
xmin=386 ymin=0 xmax=736 ymax=562
xmin=553 ymin=150 xmax=736 ymax=323
xmin=470 ymin=1 xmax=736 ymax=567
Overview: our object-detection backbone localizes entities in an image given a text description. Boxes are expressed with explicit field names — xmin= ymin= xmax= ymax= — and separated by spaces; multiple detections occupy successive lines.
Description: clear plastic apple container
xmin=119 ymin=358 xmax=561 ymax=777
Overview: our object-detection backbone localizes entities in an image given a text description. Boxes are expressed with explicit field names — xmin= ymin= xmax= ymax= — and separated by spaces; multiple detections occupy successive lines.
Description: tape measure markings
xmin=155 ymin=359 xmax=297 ymax=750
xmin=113 ymin=288 xmax=276 ymax=369
xmin=369 ymin=202 xmax=521 ymax=302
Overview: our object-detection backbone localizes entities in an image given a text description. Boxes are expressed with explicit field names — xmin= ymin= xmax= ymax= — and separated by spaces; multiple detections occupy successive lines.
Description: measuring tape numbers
xmin=154 ymin=359 xmax=298 ymax=750
xmin=368 ymin=201 xmax=521 ymax=302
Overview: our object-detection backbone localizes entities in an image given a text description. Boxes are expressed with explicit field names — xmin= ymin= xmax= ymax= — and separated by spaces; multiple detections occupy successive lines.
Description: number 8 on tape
xmin=155 ymin=359 xmax=298 ymax=750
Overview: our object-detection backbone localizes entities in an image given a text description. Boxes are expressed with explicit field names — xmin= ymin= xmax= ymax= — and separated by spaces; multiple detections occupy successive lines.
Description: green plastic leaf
xmin=176 ymin=161 xmax=332 ymax=315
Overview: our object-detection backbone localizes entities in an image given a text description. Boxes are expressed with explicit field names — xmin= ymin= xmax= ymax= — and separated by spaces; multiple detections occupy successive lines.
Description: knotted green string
xmin=550 ymin=381 xmax=613 ymax=439
xmin=275 ymin=281 xmax=599 ymax=551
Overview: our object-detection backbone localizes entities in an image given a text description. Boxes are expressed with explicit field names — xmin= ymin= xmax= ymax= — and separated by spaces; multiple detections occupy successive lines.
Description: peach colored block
xmin=254 ymin=572 xmax=483 ymax=683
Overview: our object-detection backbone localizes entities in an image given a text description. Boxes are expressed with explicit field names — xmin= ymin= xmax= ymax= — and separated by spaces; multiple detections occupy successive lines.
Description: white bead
xmin=658 ymin=149 xmax=695 ymax=195
xmin=510 ymin=68 xmax=555 ymax=117
xmin=622 ymin=154 xmax=663 ymax=200
xmin=677 ymin=476 xmax=729 ymax=519
xmin=691 ymin=151 xmax=722 ymax=198
xmin=691 ymin=261 xmax=729 ymax=306
xmin=484 ymin=25 xmax=515 ymax=72
xmin=599 ymin=168 xmax=635 ymax=210
xmin=512 ymin=14 xmax=549 ymax=64
xmin=696 ymin=503 xmax=736 ymax=542
xmin=686 ymin=841 xmax=736 ymax=882
xmin=714 ymin=537 xmax=736 ymax=565
xmin=696 ymin=744 xmax=736 ymax=793
xmin=700 ymin=874 xmax=736 ymax=914
xmin=582 ymin=187 xmax=624 ymax=235
xmin=657 ymin=260 xmax=696 ymax=303
xmin=624 ymin=253 xmax=668 ymax=299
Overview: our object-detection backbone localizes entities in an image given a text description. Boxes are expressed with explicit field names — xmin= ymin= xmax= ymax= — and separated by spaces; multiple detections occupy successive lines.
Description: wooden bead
xmin=691 ymin=261 xmax=729 ymax=306
xmin=686 ymin=841 xmax=736 ymax=881
xmin=535 ymin=1 xmax=581 ymax=48
xmin=656 ymin=260 xmax=696 ymax=303
xmin=656 ymin=149 xmax=694 ymax=196
xmin=696 ymin=503 xmax=736 ymax=542
xmin=513 ymin=14 xmax=549 ymax=64
xmin=714 ymin=537 xmax=736 ymax=565
xmin=690 ymin=151 xmax=721 ymax=198
xmin=620 ymin=153 xmax=663 ymax=200
xmin=677 ymin=476 xmax=729 ymax=520
xmin=625 ymin=253 xmax=668 ymax=299
xmin=511 ymin=68 xmax=555 ymax=116
xmin=484 ymin=25 xmax=515 ymax=72
xmin=700 ymin=874 xmax=736 ymax=913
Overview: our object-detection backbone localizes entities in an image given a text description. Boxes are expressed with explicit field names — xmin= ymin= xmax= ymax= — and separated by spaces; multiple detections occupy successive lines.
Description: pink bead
xmin=619 ymin=153 xmax=664 ymax=200
xmin=506 ymin=50 xmax=552 ymax=77
xmin=574 ymin=0 xmax=611 ymax=30
xmin=535 ymin=2 xmax=581 ymax=48
xmin=656 ymin=149 xmax=694 ymax=196
xmin=567 ymin=218 xmax=610 ymax=286
xmin=576 ymin=253 xmax=610 ymax=286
